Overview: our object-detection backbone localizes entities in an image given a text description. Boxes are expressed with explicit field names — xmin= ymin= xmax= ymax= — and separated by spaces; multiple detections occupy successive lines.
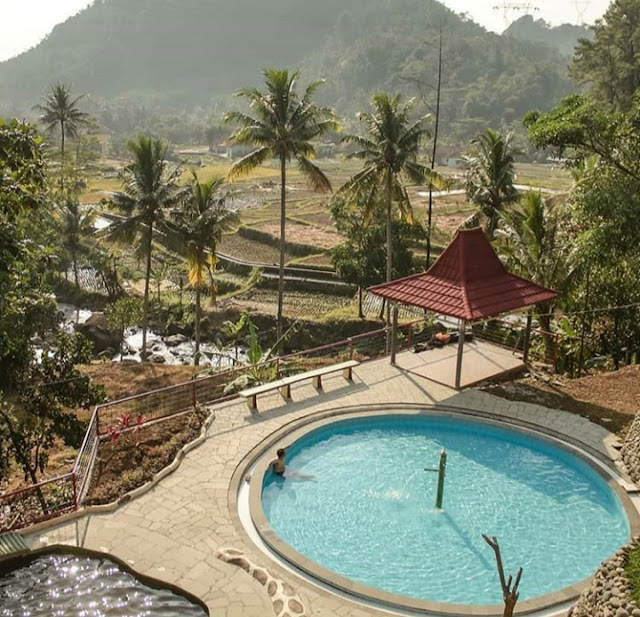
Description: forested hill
xmin=504 ymin=15 xmax=592 ymax=57
xmin=0 ymin=0 xmax=578 ymax=143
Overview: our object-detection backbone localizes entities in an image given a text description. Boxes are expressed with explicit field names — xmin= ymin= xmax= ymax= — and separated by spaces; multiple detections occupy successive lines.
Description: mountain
xmin=503 ymin=15 xmax=592 ymax=58
xmin=0 ymin=0 xmax=578 ymax=145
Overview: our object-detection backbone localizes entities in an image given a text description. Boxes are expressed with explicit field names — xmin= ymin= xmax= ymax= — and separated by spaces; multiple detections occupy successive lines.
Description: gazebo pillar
xmin=455 ymin=319 xmax=466 ymax=389
xmin=390 ymin=304 xmax=399 ymax=365
xmin=523 ymin=310 xmax=533 ymax=365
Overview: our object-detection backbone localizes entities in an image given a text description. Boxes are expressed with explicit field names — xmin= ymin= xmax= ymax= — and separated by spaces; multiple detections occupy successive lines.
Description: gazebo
xmin=369 ymin=228 xmax=558 ymax=389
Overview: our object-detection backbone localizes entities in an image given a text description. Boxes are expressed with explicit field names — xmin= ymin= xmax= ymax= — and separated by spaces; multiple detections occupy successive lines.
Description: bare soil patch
xmin=482 ymin=364 xmax=640 ymax=436
xmin=81 ymin=362 xmax=199 ymax=402
xmin=256 ymin=221 xmax=341 ymax=250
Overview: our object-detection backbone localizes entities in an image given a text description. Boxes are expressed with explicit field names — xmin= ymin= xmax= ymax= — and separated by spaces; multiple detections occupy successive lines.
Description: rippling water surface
xmin=262 ymin=415 xmax=629 ymax=605
xmin=0 ymin=553 xmax=207 ymax=617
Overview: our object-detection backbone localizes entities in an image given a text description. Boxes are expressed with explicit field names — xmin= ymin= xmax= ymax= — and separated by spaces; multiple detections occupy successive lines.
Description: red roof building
xmin=368 ymin=228 xmax=558 ymax=388
xmin=369 ymin=227 xmax=557 ymax=322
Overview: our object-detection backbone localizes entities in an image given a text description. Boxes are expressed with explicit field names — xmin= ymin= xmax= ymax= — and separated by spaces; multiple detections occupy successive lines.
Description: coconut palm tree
xmin=168 ymin=171 xmax=237 ymax=364
xmin=464 ymin=128 xmax=519 ymax=238
xmin=340 ymin=93 xmax=444 ymax=321
xmin=34 ymin=83 xmax=91 ymax=191
xmin=109 ymin=135 xmax=182 ymax=359
xmin=225 ymin=68 xmax=339 ymax=340
xmin=58 ymin=200 xmax=97 ymax=288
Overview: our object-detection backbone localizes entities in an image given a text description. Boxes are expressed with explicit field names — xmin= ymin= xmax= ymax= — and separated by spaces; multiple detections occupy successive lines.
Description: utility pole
xmin=426 ymin=27 xmax=443 ymax=269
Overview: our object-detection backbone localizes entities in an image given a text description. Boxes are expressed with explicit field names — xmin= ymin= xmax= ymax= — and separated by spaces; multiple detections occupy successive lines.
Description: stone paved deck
xmin=25 ymin=352 xmax=625 ymax=617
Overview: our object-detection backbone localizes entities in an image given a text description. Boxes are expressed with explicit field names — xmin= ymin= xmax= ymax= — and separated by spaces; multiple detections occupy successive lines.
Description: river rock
xmin=74 ymin=312 xmax=122 ymax=354
xmin=165 ymin=334 xmax=189 ymax=346
xmin=149 ymin=353 xmax=166 ymax=364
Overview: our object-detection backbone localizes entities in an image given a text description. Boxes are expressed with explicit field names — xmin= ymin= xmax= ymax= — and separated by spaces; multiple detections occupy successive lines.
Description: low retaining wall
xmin=622 ymin=414 xmax=640 ymax=484
xmin=569 ymin=538 xmax=640 ymax=617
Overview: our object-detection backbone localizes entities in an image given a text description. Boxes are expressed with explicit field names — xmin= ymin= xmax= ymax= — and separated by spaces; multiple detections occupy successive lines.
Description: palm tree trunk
xmin=277 ymin=155 xmax=286 ymax=342
xmin=195 ymin=286 xmax=201 ymax=366
xmin=385 ymin=170 xmax=393 ymax=332
xmin=60 ymin=120 xmax=65 ymax=193
xmin=142 ymin=223 xmax=153 ymax=360
xmin=72 ymin=251 xmax=79 ymax=288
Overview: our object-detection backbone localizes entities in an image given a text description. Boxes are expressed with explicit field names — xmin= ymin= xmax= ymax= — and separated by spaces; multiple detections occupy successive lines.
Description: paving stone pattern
xmin=25 ymin=353 xmax=622 ymax=617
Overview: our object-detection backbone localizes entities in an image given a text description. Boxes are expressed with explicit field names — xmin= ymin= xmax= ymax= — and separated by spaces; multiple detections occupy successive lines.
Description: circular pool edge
xmin=236 ymin=404 xmax=640 ymax=617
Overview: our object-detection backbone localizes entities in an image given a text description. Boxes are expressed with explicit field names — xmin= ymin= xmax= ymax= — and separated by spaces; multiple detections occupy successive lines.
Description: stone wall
xmin=622 ymin=414 xmax=640 ymax=484
xmin=569 ymin=539 xmax=640 ymax=617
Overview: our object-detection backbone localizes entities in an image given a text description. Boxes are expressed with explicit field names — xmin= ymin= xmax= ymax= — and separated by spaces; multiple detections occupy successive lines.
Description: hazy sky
xmin=0 ymin=0 xmax=613 ymax=63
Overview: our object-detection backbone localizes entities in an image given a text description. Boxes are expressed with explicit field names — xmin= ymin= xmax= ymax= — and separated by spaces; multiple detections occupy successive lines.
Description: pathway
xmin=25 ymin=352 xmax=623 ymax=617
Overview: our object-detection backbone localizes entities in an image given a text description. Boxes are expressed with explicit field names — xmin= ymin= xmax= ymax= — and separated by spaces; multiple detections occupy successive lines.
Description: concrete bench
xmin=240 ymin=360 xmax=360 ymax=411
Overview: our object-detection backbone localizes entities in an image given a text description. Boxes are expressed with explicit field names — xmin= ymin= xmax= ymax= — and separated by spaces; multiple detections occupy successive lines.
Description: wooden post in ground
xmin=455 ymin=320 xmax=466 ymax=389
xmin=523 ymin=311 xmax=533 ymax=365
xmin=482 ymin=534 xmax=522 ymax=617
xmin=391 ymin=304 xmax=399 ymax=365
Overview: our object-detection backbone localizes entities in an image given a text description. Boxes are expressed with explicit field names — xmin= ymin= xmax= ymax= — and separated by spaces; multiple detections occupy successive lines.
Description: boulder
xmin=75 ymin=312 xmax=122 ymax=354
xmin=165 ymin=334 xmax=189 ymax=346
xmin=149 ymin=353 xmax=167 ymax=364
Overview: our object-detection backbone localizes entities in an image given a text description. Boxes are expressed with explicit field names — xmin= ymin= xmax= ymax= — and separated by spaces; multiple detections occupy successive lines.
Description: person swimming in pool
xmin=270 ymin=448 xmax=287 ymax=476
xmin=270 ymin=447 xmax=315 ymax=481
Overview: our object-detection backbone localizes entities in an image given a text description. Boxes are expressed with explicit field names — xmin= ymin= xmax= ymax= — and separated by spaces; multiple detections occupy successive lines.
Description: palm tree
xmin=109 ymin=135 xmax=182 ymax=359
xmin=465 ymin=128 xmax=519 ymax=238
xmin=340 ymin=93 xmax=443 ymax=321
xmin=34 ymin=83 xmax=90 ymax=191
xmin=58 ymin=200 xmax=96 ymax=288
xmin=225 ymin=68 xmax=338 ymax=340
xmin=495 ymin=190 xmax=573 ymax=356
xmin=169 ymin=171 xmax=237 ymax=364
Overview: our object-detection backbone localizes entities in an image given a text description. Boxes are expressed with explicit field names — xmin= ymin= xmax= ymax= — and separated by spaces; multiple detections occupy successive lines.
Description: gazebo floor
xmin=395 ymin=338 xmax=525 ymax=389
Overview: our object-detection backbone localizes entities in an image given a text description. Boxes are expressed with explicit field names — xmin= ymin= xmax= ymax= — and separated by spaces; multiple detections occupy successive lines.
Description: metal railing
xmin=1 ymin=315 xmax=540 ymax=532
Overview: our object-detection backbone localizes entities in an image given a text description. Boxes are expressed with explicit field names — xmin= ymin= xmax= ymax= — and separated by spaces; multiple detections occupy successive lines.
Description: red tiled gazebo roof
xmin=368 ymin=227 xmax=558 ymax=321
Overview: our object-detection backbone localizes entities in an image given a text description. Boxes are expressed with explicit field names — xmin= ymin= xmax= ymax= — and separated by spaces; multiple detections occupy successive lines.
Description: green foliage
xmin=0 ymin=332 xmax=106 ymax=484
xmin=504 ymin=15 xmax=591 ymax=58
xmin=105 ymin=297 xmax=144 ymax=358
xmin=571 ymin=0 xmax=640 ymax=111
xmin=330 ymin=192 xmax=420 ymax=316
xmin=166 ymin=171 xmax=237 ymax=362
xmin=0 ymin=0 xmax=575 ymax=146
xmin=464 ymin=128 xmax=519 ymax=238
xmin=109 ymin=135 xmax=183 ymax=357
xmin=226 ymin=68 xmax=338 ymax=340
xmin=625 ymin=545 xmax=640 ymax=606
xmin=340 ymin=93 xmax=443 ymax=286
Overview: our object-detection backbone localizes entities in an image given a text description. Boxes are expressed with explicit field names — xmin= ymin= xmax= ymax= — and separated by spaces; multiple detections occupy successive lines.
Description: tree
xmin=57 ymin=199 xmax=97 ymax=288
xmin=1 ymin=332 xmax=105 ymax=487
xmin=495 ymin=191 xmax=573 ymax=355
xmin=571 ymin=0 xmax=640 ymax=112
xmin=330 ymin=193 xmax=419 ymax=317
xmin=464 ymin=128 xmax=519 ymax=239
xmin=0 ymin=119 xmax=105 ymax=492
xmin=525 ymin=94 xmax=640 ymax=369
xmin=168 ymin=171 xmax=237 ymax=364
xmin=34 ymin=83 xmax=91 ymax=192
xmin=104 ymin=297 xmax=144 ymax=359
xmin=109 ymin=135 xmax=182 ymax=359
xmin=340 ymin=92 xmax=443 ymax=325
xmin=225 ymin=68 xmax=338 ymax=341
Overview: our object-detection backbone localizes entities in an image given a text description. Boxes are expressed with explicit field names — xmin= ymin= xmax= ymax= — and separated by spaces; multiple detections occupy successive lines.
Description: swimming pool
xmin=256 ymin=413 xmax=631 ymax=610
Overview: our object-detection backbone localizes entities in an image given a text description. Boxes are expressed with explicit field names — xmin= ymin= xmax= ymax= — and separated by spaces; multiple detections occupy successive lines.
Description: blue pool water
xmin=261 ymin=415 xmax=629 ymax=606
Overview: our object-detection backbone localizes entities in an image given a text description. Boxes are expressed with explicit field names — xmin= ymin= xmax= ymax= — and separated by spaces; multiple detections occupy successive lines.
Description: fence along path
xmin=0 ymin=316 xmax=547 ymax=532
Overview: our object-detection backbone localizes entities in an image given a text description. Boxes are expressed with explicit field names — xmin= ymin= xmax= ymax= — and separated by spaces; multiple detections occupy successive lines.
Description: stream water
xmin=58 ymin=302 xmax=245 ymax=367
